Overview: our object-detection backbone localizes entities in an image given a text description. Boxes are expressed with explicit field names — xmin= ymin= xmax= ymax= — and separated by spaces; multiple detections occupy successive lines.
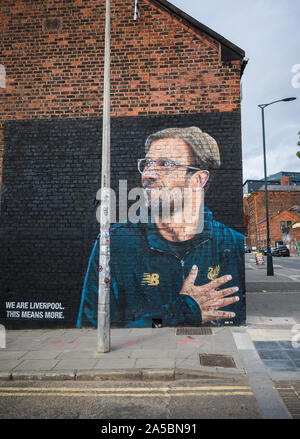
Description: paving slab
xmin=0 ymin=351 xmax=26 ymax=360
xmin=254 ymin=341 xmax=281 ymax=350
xmin=134 ymin=358 xmax=175 ymax=369
xmin=20 ymin=351 xmax=61 ymax=360
xmin=13 ymin=359 xmax=59 ymax=371
xmin=278 ymin=341 xmax=296 ymax=349
xmin=263 ymin=360 xmax=297 ymax=371
xmin=131 ymin=349 xmax=170 ymax=359
xmin=55 ymin=350 xmax=98 ymax=360
xmin=53 ymin=359 xmax=99 ymax=370
xmin=286 ymin=350 xmax=300 ymax=360
xmin=0 ymin=359 xmax=24 ymax=371
xmin=94 ymin=358 xmax=136 ymax=369
xmin=175 ymin=358 xmax=201 ymax=369
xmin=166 ymin=349 xmax=198 ymax=359
xmin=258 ymin=350 xmax=290 ymax=360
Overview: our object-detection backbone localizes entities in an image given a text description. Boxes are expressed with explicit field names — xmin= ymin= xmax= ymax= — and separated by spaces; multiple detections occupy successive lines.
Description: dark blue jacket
xmin=77 ymin=208 xmax=245 ymax=328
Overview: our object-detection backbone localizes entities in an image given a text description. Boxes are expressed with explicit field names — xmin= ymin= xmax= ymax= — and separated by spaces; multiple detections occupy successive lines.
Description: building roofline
xmin=257 ymin=185 xmax=300 ymax=191
xmin=149 ymin=0 xmax=246 ymax=60
xmin=257 ymin=210 xmax=299 ymax=225
xmin=243 ymin=179 xmax=262 ymax=185
xmin=249 ymin=185 xmax=300 ymax=195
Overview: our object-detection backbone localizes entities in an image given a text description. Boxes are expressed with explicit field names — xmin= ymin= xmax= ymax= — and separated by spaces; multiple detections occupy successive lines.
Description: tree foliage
xmin=297 ymin=131 xmax=300 ymax=158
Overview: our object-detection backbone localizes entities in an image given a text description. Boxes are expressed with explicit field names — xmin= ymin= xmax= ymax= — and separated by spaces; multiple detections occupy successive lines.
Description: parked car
xmin=259 ymin=246 xmax=268 ymax=255
xmin=272 ymin=246 xmax=290 ymax=257
xmin=244 ymin=244 xmax=251 ymax=253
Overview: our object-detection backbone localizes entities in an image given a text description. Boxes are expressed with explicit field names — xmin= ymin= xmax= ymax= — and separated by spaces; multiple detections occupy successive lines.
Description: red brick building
xmin=245 ymin=177 xmax=300 ymax=250
xmin=290 ymin=223 xmax=300 ymax=255
xmin=0 ymin=0 xmax=247 ymax=328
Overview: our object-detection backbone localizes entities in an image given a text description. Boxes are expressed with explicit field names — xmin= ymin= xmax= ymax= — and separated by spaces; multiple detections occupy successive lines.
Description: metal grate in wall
xmin=176 ymin=327 xmax=213 ymax=336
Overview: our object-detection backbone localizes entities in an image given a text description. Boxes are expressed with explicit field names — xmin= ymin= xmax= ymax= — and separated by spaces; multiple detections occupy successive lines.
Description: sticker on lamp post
xmin=0 ymin=64 xmax=6 ymax=89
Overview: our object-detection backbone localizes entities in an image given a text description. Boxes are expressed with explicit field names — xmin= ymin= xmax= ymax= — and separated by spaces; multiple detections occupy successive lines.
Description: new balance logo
xmin=141 ymin=273 xmax=160 ymax=286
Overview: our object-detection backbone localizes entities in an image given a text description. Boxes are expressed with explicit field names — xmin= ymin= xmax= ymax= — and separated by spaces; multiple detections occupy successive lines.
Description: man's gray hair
xmin=145 ymin=127 xmax=221 ymax=170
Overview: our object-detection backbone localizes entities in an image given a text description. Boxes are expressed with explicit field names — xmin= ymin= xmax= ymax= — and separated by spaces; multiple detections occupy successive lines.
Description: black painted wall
xmin=0 ymin=113 xmax=244 ymax=328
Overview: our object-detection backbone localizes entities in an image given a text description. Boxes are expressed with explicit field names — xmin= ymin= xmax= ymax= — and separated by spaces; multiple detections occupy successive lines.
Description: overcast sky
xmin=169 ymin=0 xmax=300 ymax=182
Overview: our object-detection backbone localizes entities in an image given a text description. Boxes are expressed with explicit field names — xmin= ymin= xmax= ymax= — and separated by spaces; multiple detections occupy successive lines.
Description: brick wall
xmin=0 ymin=0 xmax=245 ymax=328
xmin=0 ymin=0 xmax=242 ymax=192
xmin=257 ymin=212 xmax=299 ymax=247
xmin=247 ymin=190 xmax=300 ymax=249
xmin=255 ymin=191 xmax=300 ymax=223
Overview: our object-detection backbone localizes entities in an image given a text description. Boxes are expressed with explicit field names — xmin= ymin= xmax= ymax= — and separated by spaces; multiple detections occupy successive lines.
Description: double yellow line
xmin=0 ymin=386 xmax=253 ymax=398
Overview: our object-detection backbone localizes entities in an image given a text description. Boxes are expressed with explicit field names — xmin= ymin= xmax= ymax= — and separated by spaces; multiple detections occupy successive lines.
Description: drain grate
xmin=199 ymin=354 xmax=236 ymax=369
xmin=176 ymin=327 xmax=212 ymax=336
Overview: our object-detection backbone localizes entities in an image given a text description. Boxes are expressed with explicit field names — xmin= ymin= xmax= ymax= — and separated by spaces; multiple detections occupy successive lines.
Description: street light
xmin=258 ymin=97 xmax=297 ymax=276
xmin=97 ymin=0 xmax=111 ymax=353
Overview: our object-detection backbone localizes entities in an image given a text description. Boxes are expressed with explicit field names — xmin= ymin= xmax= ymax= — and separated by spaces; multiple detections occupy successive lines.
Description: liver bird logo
xmin=207 ymin=265 xmax=220 ymax=281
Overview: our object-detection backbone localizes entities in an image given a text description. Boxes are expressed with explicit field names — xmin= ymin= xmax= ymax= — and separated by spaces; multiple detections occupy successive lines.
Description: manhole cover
xmin=199 ymin=354 xmax=236 ymax=368
xmin=176 ymin=327 xmax=212 ymax=336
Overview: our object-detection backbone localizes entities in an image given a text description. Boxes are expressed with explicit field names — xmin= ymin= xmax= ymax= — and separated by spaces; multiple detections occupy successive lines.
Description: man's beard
xmin=142 ymin=181 xmax=205 ymax=234
xmin=143 ymin=187 xmax=185 ymax=219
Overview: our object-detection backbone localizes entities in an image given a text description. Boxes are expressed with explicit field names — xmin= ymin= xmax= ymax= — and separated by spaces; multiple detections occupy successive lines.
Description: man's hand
xmin=180 ymin=265 xmax=240 ymax=324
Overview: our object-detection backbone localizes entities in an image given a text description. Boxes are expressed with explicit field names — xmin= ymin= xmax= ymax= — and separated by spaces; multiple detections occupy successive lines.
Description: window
xmin=280 ymin=221 xmax=285 ymax=230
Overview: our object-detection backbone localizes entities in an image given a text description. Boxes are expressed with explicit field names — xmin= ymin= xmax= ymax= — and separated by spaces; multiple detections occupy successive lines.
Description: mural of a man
xmin=77 ymin=127 xmax=245 ymax=328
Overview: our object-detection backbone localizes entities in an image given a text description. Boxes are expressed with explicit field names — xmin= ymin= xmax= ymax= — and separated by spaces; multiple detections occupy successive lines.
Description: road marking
xmin=0 ymin=386 xmax=253 ymax=398
xmin=0 ymin=391 xmax=253 ymax=398
xmin=0 ymin=386 xmax=251 ymax=392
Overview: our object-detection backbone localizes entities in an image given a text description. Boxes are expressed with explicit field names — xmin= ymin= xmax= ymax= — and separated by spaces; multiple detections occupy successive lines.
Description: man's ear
xmin=189 ymin=170 xmax=210 ymax=190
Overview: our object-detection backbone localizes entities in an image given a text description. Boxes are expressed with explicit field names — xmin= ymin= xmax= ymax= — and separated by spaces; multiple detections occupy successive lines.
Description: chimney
xmin=281 ymin=176 xmax=290 ymax=186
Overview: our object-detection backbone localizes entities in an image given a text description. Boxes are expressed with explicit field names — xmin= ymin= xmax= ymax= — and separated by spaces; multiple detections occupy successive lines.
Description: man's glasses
xmin=138 ymin=158 xmax=201 ymax=175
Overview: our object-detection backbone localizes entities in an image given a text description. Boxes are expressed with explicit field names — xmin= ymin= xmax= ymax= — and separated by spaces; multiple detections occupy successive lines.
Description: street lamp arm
xmin=257 ymin=95 xmax=296 ymax=276
xmin=258 ymin=101 xmax=280 ymax=109
xmin=258 ymin=97 xmax=297 ymax=109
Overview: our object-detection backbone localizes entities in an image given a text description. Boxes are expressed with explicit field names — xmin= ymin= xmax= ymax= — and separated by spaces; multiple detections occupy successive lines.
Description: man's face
xmin=141 ymin=137 xmax=192 ymax=207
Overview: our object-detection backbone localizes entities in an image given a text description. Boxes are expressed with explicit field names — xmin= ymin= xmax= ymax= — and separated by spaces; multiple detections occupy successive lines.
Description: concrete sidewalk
xmin=1 ymin=256 xmax=300 ymax=382
xmin=1 ymin=261 xmax=300 ymax=418
xmin=0 ymin=326 xmax=247 ymax=381
xmin=1 ymin=321 xmax=299 ymax=419
xmin=246 ymin=256 xmax=300 ymax=293
xmin=0 ymin=316 xmax=300 ymax=382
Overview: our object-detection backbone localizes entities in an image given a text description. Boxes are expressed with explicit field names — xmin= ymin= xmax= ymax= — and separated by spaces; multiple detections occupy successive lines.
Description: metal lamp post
xmin=258 ymin=97 xmax=297 ymax=276
xmin=97 ymin=0 xmax=111 ymax=353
